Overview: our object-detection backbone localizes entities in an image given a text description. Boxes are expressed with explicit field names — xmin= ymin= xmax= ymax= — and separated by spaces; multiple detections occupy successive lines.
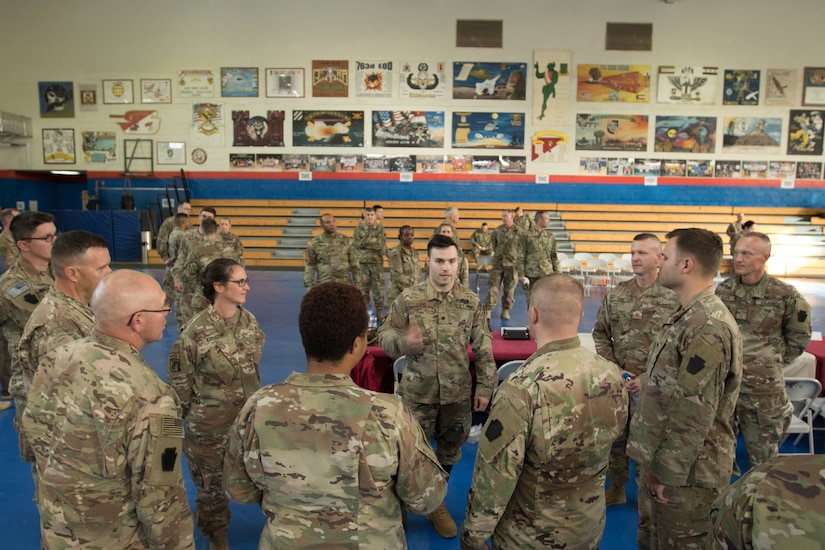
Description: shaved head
xmin=92 ymin=270 xmax=164 ymax=328
xmin=530 ymin=274 xmax=584 ymax=331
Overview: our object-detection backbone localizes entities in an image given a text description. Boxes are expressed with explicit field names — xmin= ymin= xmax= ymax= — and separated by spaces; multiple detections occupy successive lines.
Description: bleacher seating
xmin=145 ymin=200 xmax=825 ymax=277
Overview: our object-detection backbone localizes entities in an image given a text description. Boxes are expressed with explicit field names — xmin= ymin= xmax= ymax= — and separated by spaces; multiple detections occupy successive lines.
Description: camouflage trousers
xmin=485 ymin=266 xmax=517 ymax=312
xmin=0 ymin=329 xmax=10 ymax=395
xmin=184 ymin=431 xmax=231 ymax=537
xmin=637 ymin=480 xmax=719 ymax=550
xmin=359 ymin=263 xmax=385 ymax=311
xmin=162 ymin=265 xmax=176 ymax=307
xmin=404 ymin=399 xmax=471 ymax=467
xmin=736 ymin=390 xmax=793 ymax=469
xmin=175 ymin=287 xmax=195 ymax=332
xmin=607 ymin=396 xmax=639 ymax=488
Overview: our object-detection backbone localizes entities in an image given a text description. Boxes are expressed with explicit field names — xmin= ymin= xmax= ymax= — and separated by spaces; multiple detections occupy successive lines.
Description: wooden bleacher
xmin=146 ymin=200 xmax=825 ymax=277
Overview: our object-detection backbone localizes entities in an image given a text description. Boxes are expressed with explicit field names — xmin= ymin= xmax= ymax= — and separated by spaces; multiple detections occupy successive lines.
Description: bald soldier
xmin=461 ymin=275 xmax=627 ymax=550
xmin=224 ymin=282 xmax=446 ymax=548
xmin=716 ymin=232 xmax=811 ymax=468
xmin=23 ymin=270 xmax=194 ymax=549
xmin=627 ymin=228 xmax=742 ymax=550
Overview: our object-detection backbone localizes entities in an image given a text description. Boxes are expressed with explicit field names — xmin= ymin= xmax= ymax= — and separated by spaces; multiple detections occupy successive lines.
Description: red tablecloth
xmin=805 ymin=339 xmax=825 ymax=395
xmin=354 ymin=332 xmax=537 ymax=393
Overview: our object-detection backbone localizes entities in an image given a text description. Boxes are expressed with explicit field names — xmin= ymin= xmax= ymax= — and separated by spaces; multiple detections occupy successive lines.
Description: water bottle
xmin=367 ymin=307 xmax=378 ymax=329
xmin=622 ymin=372 xmax=639 ymax=402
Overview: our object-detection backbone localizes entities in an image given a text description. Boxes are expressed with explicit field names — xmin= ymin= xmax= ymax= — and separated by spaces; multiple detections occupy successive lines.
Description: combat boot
xmin=500 ymin=309 xmax=510 ymax=320
xmin=605 ymin=484 xmax=626 ymax=506
xmin=426 ymin=501 xmax=457 ymax=538
xmin=207 ymin=530 xmax=230 ymax=550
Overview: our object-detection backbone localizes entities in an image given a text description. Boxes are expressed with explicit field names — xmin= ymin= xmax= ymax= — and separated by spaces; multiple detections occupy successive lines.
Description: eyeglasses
xmin=23 ymin=232 xmax=59 ymax=243
xmin=128 ymin=307 xmax=172 ymax=326
xmin=227 ymin=278 xmax=250 ymax=288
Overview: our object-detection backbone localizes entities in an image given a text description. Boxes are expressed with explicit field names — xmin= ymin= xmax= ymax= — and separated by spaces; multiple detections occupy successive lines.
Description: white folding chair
xmin=598 ymin=253 xmax=618 ymax=263
xmin=584 ymin=258 xmax=609 ymax=293
xmin=495 ymin=360 xmax=524 ymax=391
xmin=610 ymin=258 xmax=634 ymax=285
xmin=573 ymin=252 xmax=593 ymax=263
xmin=621 ymin=253 xmax=632 ymax=261
xmin=780 ymin=377 xmax=822 ymax=453
xmin=556 ymin=251 xmax=569 ymax=261
xmin=559 ymin=258 xmax=587 ymax=294
xmin=392 ymin=355 xmax=406 ymax=398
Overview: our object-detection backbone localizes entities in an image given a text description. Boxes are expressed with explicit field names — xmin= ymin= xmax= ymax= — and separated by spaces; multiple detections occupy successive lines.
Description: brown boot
xmin=207 ymin=531 xmax=230 ymax=550
xmin=605 ymin=484 xmax=626 ymax=506
xmin=426 ymin=501 xmax=457 ymax=538
xmin=500 ymin=309 xmax=510 ymax=320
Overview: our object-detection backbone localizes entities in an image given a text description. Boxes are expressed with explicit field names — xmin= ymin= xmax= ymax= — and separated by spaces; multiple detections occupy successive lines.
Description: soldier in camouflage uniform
xmin=179 ymin=219 xmax=244 ymax=317
xmin=156 ymin=201 xmax=191 ymax=307
xmin=513 ymin=205 xmax=535 ymax=232
xmin=172 ymin=206 xmax=216 ymax=329
xmin=169 ymin=259 xmax=264 ymax=549
xmin=0 ymin=207 xmax=20 ymax=268
xmin=167 ymin=212 xmax=191 ymax=265
xmin=387 ymin=225 xmax=421 ymax=305
xmin=0 ymin=212 xmax=56 ymax=411
xmin=15 ymin=231 xmax=111 ymax=463
xmin=22 ymin=270 xmax=194 ymax=549
xmin=353 ymin=207 xmax=387 ymax=317
xmin=708 ymin=454 xmax=825 ymax=549
xmin=715 ymin=232 xmax=811 ymax=468
xmin=378 ymin=235 xmax=496 ymax=539
xmin=627 ymin=228 xmax=743 ymax=550
xmin=485 ymin=209 xmax=520 ymax=320
xmin=517 ymin=210 xmax=560 ymax=307
xmin=470 ymin=222 xmax=492 ymax=269
xmin=218 ymin=217 xmax=244 ymax=257
xmin=0 ymin=207 xmax=19 ymax=406
xmin=461 ymin=275 xmax=627 ymax=550
xmin=592 ymin=233 xmax=678 ymax=509
xmin=224 ymin=282 xmax=447 ymax=549
xmin=303 ymin=213 xmax=360 ymax=288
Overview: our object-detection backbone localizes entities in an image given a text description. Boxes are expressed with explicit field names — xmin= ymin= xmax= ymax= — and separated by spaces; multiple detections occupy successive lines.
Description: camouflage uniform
xmin=592 ymin=280 xmax=678 ymax=492
xmin=517 ymin=225 xmax=560 ymax=306
xmin=387 ymin=243 xmax=421 ymax=305
xmin=0 ymin=259 xmax=53 ymax=404
xmin=181 ymin=238 xmax=244 ymax=316
xmin=15 ymin=287 xmax=94 ymax=461
xmin=223 ymin=372 xmax=448 ymax=549
xmin=0 ymin=229 xmax=18 ymax=268
xmin=168 ymin=226 xmax=185 ymax=264
xmin=155 ymin=214 xmax=177 ymax=306
xmin=22 ymin=331 xmax=195 ymax=549
xmin=708 ymin=454 xmax=825 ymax=549
xmin=353 ymin=221 xmax=387 ymax=309
xmin=168 ymin=304 xmax=264 ymax=540
xmin=514 ymin=213 xmax=535 ymax=232
xmin=716 ymin=273 xmax=811 ymax=468
xmin=171 ymin=228 xmax=203 ymax=329
xmin=303 ymin=232 xmax=361 ymax=288
xmin=220 ymin=230 xmax=244 ymax=255
xmin=485 ymin=223 xmax=520 ymax=313
xmin=470 ymin=228 xmax=492 ymax=262
xmin=627 ymin=288 xmax=743 ymax=550
xmin=461 ymin=337 xmax=628 ymax=549
xmin=378 ymin=279 xmax=496 ymax=466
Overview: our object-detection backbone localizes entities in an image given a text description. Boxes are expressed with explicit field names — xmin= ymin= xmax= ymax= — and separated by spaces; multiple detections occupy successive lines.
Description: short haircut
xmin=202 ymin=257 xmax=242 ymax=304
xmin=200 ymin=207 xmax=217 ymax=217
xmin=445 ymin=206 xmax=458 ymax=217
xmin=177 ymin=201 xmax=191 ymax=212
xmin=515 ymin=206 xmax=524 ymax=213
xmin=666 ymin=228 xmax=722 ymax=277
xmin=427 ymin=234 xmax=458 ymax=255
xmin=364 ymin=207 xmax=375 ymax=214
xmin=0 ymin=208 xmax=18 ymax=224
xmin=319 ymin=212 xmax=333 ymax=221
xmin=742 ymin=220 xmax=756 ymax=230
xmin=174 ymin=213 xmax=190 ymax=227
xmin=534 ymin=210 xmax=548 ymax=220
xmin=299 ymin=282 xmax=367 ymax=363
xmin=738 ymin=231 xmax=772 ymax=253
xmin=530 ymin=274 xmax=584 ymax=325
xmin=481 ymin=222 xmax=488 ymax=227
xmin=10 ymin=211 xmax=55 ymax=242
xmin=51 ymin=230 xmax=109 ymax=276
xmin=398 ymin=225 xmax=413 ymax=239
xmin=372 ymin=204 xmax=383 ymax=210
xmin=220 ymin=217 xmax=232 ymax=223
xmin=200 ymin=218 xmax=218 ymax=236
xmin=633 ymin=232 xmax=661 ymax=243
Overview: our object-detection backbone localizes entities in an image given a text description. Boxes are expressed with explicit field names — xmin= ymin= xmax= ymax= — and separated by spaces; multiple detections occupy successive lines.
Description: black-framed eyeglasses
xmin=22 ymin=232 xmax=59 ymax=243
xmin=128 ymin=307 xmax=172 ymax=326
xmin=227 ymin=279 xmax=250 ymax=287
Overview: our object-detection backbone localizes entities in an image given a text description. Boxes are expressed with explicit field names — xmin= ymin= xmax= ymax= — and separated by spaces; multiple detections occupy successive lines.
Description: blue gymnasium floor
xmin=1 ymin=268 xmax=824 ymax=549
